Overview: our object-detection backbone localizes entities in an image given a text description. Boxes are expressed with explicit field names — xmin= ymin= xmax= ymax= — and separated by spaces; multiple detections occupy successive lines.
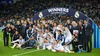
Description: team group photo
xmin=0 ymin=0 xmax=100 ymax=56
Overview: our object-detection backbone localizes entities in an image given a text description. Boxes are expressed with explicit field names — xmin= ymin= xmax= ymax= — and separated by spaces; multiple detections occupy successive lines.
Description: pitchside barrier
xmin=92 ymin=23 xmax=100 ymax=48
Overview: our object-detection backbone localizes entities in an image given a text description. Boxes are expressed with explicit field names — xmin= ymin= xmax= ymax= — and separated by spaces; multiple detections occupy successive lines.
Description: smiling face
xmin=57 ymin=30 xmax=61 ymax=35
xmin=84 ymin=20 xmax=88 ymax=25
xmin=19 ymin=36 xmax=22 ymax=40
xmin=72 ymin=21 xmax=77 ymax=26
xmin=79 ymin=21 xmax=82 ymax=25
xmin=38 ymin=29 xmax=42 ymax=34
xmin=15 ymin=31 xmax=18 ymax=35
xmin=7 ymin=24 xmax=10 ymax=28
xmin=34 ymin=29 xmax=37 ymax=33
xmin=54 ymin=40 xmax=57 ymax=44
xmin=21 ymin=19 xmax=24 ymax=24
xmin=45 ymin=29 xmax=49 ymax=33
xmin=17 ymin=21 xmax=20 ymax=25
xmin=53 ymin=22 xmax=57 ymax=27
xmin=11 ymin=25 xmax=15 ymax=29
xmin=67 ymin=20 xmax=70 ymax=24
xmin=29 ymin=26 xmax=32 ymax=30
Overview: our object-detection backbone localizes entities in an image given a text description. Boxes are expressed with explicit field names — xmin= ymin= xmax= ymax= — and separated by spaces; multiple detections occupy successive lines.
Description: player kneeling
xmin=11 ymin=36 xmax=25 ymax=49
xmin=25 ymin=35 xmax=36 ymax=48
xmin=47 ymin=40 xmax=65 ymax=52
xmin=47 ymin=40 xmax=74 ymax=53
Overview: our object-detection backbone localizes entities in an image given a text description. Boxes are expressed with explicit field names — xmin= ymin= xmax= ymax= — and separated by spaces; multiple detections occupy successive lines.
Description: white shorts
xmin=47 ymin=45 xmax=52 ymax=50
xmin=54 ymin=45 xmax=64 ymax=51
xmin=43 ymin=43 xmax=50 ymax=50
xmin=39 ymin=37 xmax=44 ymax=46
xmin=57 ymin=46 xmax=64 ymax=51
xmin=17 ymin=44 xmax=21 ymax=48
xmin=65 ymin=38 xmax=72 ymax=43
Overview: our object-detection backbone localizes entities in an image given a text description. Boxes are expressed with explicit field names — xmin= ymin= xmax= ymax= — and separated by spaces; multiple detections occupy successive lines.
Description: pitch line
xmin=13 ymin=49 xmax=43 ymax=56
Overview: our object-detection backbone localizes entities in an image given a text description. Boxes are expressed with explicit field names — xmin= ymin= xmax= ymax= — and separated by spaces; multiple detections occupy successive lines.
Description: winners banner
xmin=32 ymin=7 xmax=90 ymax=21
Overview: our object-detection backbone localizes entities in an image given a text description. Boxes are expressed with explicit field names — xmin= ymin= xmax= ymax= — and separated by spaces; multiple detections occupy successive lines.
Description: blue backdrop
xmin=0 ymin=0 xmax=13 ymax=3
xmin=92 ymin=23 xmax=100 ymax=48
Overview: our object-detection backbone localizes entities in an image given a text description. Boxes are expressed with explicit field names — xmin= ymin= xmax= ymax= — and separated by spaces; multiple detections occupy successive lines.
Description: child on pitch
xmin=11 ymin=36 xmax=25 ymax=49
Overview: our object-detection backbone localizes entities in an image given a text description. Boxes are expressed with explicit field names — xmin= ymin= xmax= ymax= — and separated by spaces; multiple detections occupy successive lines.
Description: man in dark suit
xmin=83 ymin=20 xmax=93 ymax=52
xmin=15 ymin=21 xmax=22 ymax=35
xmin=78 ymin=21 xmax=84 ymax=51
xmin=71 ymin=21 xmax=79 ymax=52
xmin=12 ymin=31 xmax=20 ymax=41
xmin=10 ymin=25 xmax=17 ymax=41
xmin=2 ymin=23 xmax=11 ymax=46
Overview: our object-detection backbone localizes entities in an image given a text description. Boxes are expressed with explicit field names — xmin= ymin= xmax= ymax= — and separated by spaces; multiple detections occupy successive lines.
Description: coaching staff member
xmin=2 ymin=23 xmax=11 ymax=46
xmin=83 ymin=20 xmax=93 ymax=52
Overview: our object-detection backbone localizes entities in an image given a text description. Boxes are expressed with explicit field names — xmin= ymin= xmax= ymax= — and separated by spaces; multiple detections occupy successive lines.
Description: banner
xmin=33 ymin=7 xmax=88 ymax=20
xmin=0 ymin=0 xmax=13 ymax=4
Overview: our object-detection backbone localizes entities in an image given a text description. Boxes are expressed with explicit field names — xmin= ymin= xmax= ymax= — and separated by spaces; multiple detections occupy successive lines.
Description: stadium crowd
xmin=0 ymin=0 xmax=100 ymax=28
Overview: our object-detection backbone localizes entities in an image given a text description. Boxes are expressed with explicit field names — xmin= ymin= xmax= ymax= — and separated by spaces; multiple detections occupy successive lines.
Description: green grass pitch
xmin=0 ymin=31 xmax=100 ymax=56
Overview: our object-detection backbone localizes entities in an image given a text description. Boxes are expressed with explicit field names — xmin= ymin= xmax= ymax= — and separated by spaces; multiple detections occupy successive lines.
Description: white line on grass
xmin=13 ymin=49 xmax=43 ymax=56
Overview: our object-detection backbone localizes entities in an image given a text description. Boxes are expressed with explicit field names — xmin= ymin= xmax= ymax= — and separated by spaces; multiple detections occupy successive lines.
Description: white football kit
xmin=12 ymin=39 xmax=25 ymax=48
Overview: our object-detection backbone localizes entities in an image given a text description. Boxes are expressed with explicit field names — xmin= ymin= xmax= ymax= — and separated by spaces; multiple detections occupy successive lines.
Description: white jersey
xmin=49 ymin=38 xmax=55 ymax=44
xmin=43 ymin=32 xmax=53 ymax=38
xmin=53 ymin=27 xmax=56 ymax=33
xmin=43 ymin=33 xmax=48 ymax=38
xmin=12 ymin=39 xmax=25 ymax=44
xmin=37 ymin=33 xmax=43 ymax=46
xmin=54 ymin=43 xmax=64 ymax=51
xmin=64 ymin=29 xmax=72 ymax=43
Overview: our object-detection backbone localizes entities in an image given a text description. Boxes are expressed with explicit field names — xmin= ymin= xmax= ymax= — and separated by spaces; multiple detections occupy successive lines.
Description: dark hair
xmin=57 ymin=30 xmax=61 ymax=33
